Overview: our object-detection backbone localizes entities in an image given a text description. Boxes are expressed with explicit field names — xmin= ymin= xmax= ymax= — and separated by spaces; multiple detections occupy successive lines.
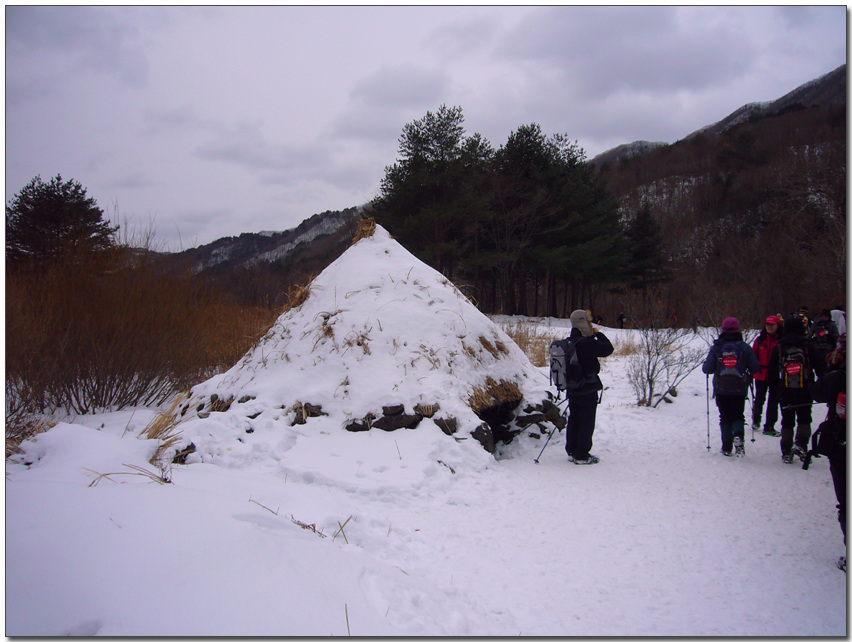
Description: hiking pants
xmin=780 ymin=404 xmax=812 ymax=454
xmin=830 ymin=455 xmax=847 ymax=545
xmin=715 ymin=394 xmax=746 ymax=451
xmin=753 ymin=379 xmax=779 ymax=429
xmin=565 ymin=392 xmax=598 ymax=460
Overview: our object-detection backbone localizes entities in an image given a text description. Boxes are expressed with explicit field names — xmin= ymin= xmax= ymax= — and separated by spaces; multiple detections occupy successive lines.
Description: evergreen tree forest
xmin=371 ymin=105 xmax=662 ymax=317
xmin=372 ymin=101 xmax=846 ymax=325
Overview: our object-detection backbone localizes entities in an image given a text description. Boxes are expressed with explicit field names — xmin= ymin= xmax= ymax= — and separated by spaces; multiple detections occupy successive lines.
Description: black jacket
xmin=811 ymin=362 xmax=846 ymax=459
xmin=567 ymin=328 xmax=614 ymax=395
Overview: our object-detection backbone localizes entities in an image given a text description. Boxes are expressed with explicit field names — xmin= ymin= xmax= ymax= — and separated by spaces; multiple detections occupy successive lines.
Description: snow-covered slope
xmin=6 ymin=322 xmax=846 ymax=636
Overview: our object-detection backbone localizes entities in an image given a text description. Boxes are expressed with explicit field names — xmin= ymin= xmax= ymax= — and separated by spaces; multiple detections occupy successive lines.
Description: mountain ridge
xmin=591 ymin=63 xmax=845 ymax=166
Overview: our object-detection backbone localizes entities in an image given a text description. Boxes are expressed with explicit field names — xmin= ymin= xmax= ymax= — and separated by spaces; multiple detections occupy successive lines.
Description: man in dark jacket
xmin=564 ymin=309 xmax=614 ymax=465
xmin=808 ymin=309 xmax=840 ymax=365
xmin=811 ymin=333 xmax=846 ymax=571
xmin=702 ymin=317 xmax=761 ymax=457
xmin=768 ymin=314 xmax=825 ymax=463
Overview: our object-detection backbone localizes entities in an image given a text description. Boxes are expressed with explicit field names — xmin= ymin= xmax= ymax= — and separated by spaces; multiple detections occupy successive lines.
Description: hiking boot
xmin=782 ymin=452 xmax=794 ymax=464
xmin=721 ymin=448 xmax=733 ymax=457
xmin=837 ymin=556 xmax=846 ymax=572
xmin=763 ymin=428 xmax=780 ymax=436
xmin=734 ymin=437 xmax=745 ymax=458
xmin=792 ymin=444 xmax=807 ymax=461
xmin=573 ymin=455 xmax=600 ymax=465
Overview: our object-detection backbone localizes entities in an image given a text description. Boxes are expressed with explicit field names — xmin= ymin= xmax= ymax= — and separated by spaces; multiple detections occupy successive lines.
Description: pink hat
xmin=765 ymin=315 xmax=782 ymax=325
xmin=722 ymin=317 xmax=740 ymax=333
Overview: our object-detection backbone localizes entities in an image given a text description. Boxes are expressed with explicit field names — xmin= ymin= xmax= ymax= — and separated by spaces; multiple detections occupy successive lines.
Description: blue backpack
xmin=713 ymin=341 xmax=750 ymax=394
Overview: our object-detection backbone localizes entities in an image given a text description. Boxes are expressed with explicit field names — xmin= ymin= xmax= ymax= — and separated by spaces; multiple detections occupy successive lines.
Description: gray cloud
xmin=196 ymin=122 xmax=330 ymax=178
xmin=497 ymin=7 xmax=754 ymax=99
xmin=6 ymin=6 xmax=151 ymax=89
xmin=350 ymin=66 xmax=452 ymax=110
xmin=424 ymin=14 xmax=501 ymax=58
xmin=5 ymin=5 xmax=844 ymax=249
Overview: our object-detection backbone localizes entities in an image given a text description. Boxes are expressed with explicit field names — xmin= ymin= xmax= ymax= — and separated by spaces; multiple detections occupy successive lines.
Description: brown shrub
xmin=6 ymin=247 xmax=278 ymax=428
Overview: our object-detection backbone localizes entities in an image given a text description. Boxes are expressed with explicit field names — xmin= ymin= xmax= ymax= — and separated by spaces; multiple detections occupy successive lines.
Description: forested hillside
xmin=595 ymin=64 xmax=846 ymax=323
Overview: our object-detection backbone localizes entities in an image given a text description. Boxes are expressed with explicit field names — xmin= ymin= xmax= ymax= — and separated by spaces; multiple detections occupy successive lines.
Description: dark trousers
xmin=830 ymin=455 xmax=847 ymax=545
xmin=715 ymin=394 xmax=746 ymax=452
xmin=780 ymin=404 xmax=812 ymax=454
xmin=565 ymin=392 xmax=598 ymax=460
xmin=753 ymin=379 xmax=779 ymax=428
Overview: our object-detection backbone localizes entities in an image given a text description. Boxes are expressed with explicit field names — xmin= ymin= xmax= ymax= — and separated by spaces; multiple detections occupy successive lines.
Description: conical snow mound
xmin=174 ymin=223 xmax=551 ymax=463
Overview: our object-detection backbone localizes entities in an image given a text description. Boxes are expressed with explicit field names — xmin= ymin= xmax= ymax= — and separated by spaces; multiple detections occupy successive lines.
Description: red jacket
xmin=752 ymin=331 xmax=781 ymax=382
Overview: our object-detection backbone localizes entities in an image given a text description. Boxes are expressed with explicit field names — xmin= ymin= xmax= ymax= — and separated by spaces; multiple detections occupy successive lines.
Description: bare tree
xmin=627 ymin=326 xmax=705 ymax=408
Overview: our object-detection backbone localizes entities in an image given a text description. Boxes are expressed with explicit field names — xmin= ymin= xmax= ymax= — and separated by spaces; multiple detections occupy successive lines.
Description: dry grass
xmin=499 ymin=321 xmax=556 ymax=367
xmin=613 ymin=336 xmax=641 ymax=356
xmin=351 ymin=216 xmax=376 ymax=243
xmin=478 ymin=335 xmax=509 ymax=359
xmin=140 ymin=395 xmax=185 ymax=468
xmin=5 ymin=418 xmax=54 ymax=459
xmin=468 ymin=377 xmax=522 ymax=414
xmin=281 ymin=276 xmax=315 ymax=315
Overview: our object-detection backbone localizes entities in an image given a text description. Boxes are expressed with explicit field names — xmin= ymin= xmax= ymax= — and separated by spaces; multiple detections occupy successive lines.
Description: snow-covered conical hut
xmin=173 ymin=222 xmax=554 ymax=464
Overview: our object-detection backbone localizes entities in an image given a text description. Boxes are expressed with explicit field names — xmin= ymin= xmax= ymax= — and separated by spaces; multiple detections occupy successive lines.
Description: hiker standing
xmin=808 ymin=309 xmax=839 ymax=365
xmin=752 ymin=315 xmax=783 ymax=435
xmin=768 ymin=314 xmax=824 ymax=464
xmin=617 ymin=312 xmax=627 ymax=329
xmin=563 ymin=309 xmax=613 ymax=465
xmin=702 ymin=317 xmax=760 ymax=457
xmin=811 ymin=333 xmax=846 ymax=571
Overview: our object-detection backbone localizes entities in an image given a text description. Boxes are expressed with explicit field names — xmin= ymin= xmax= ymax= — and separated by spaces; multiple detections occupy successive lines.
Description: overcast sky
xmin=6 ymin=5 xmax=847 ymax=249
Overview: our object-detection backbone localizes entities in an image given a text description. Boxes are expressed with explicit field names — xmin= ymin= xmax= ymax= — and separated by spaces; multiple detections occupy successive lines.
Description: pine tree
xmin=6 ymin=174 xmax=117 ymax=265
xmin=622 ymin=201 xmax=671 ymax=290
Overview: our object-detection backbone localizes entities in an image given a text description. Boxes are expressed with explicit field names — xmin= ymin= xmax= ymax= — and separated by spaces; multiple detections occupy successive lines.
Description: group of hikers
xmin=700 ymin=306 xmax=846 ymax=571
xmin=551 ymin=305 xmax=846 ymax=572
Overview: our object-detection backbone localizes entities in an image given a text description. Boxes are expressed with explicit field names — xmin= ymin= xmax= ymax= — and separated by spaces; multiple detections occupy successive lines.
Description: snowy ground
xmin=6 ymin=324 xmax=846 ymax=636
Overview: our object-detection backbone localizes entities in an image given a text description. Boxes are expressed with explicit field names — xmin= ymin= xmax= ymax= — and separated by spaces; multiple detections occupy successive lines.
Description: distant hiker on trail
xmin=810 ymin=333 xmax=846 ymax=572
xmin=808 ymin=309 xmax=839 ymax=365
xmin=562 ymin=309 xmax=613 ymax=465
xmin=702 ymin=317 xmax=760 ymax=457
xmin=690 ymin=314 xmax=701 ymax=334
xmin=752 ymin=315 xmax=783 ymax=436
xmin=768 ymin=314 xmax=824 ymax=464
xmin=617 ymin=312 xmax=627 ymax=329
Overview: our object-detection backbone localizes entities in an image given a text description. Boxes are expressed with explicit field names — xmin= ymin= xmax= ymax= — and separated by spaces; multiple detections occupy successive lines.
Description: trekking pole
xmin=534 ymin=425 xmax=558 ymax=464
xmin=705 ymin=375 xmax=711 ymax=451
xmin=534 ymin=401 xmax=570 ymax=464
xmin=749 ymin=380 xmax=756 ymax=443
xmin=780 ymin=402 xmax=818 ymax=411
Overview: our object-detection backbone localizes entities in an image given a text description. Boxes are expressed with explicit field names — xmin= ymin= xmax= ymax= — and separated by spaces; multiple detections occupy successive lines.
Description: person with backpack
xmin=560 ymin=309 xmax=613 ymax=465
xmin=752 ymin=315 xmax=783 ymax=435
xmin=702 ymin=317 xmax=761 ymax=457
xmin=768 ymin=314 xmax=825 ymax=464
xmin=808 ymin=309 xmax=839 ymax=365
xmin=810 ymin=333 xmax=846 ymax=571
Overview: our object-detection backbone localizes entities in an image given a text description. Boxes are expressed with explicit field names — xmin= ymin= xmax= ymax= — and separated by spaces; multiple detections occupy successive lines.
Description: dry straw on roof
xmin=351 ymin=217 xmax=376 ymax=243
xmin=468 ymin=377 xmax=522 ymax=414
